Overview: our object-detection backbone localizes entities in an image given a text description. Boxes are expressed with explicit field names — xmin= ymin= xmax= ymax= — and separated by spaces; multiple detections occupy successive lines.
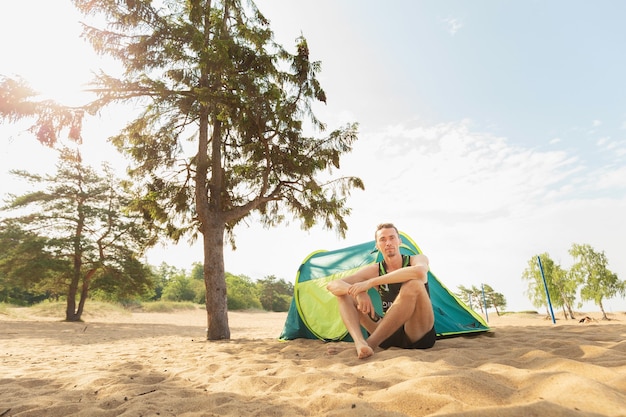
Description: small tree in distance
xmin=482 ymin=284 xmax=507 ymax=316
xmin=457 ymin=284 xmax=507 ymax=316
xmin=257 ymin=275 xmax=293 ymax=312
xmin=522 ymin=253 xmax=578 ymax=319
xmin=522 ymin=246 xmax=623 ymax=320
xmin=226 ymin=273 xmax=262 ymax=310
xmin=569 ymin=243 xmax=624 ymax=320
xmin=0 ymin=148 xmax=156 ymax=321
xmin=457 ymin=285 xmax=482 ymax=313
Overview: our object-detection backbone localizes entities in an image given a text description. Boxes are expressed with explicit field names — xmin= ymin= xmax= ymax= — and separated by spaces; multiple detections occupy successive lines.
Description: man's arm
xmin=347 ymin=255 xmax=429 ymax=296
xmin=326 ymin=263 xmax=379 ymax=296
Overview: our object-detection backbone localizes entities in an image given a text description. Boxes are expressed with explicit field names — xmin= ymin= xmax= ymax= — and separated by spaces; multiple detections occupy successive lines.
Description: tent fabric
xmin=279 ymin=232 xmax=489 ymax=341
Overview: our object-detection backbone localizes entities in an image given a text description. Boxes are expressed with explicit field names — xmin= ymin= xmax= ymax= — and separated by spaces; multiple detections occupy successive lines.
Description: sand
xmin=1 ymin=307 xmax=625 ymax=417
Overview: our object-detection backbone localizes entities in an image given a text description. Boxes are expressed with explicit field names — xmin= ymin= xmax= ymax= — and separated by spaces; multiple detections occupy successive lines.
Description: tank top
xmin=377 ymin=255 xmax=430 ymax=313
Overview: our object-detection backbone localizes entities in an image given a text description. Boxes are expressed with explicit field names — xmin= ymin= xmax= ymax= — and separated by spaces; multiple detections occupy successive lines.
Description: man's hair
xmin=375 ymin=223 xmax=399 ymax=239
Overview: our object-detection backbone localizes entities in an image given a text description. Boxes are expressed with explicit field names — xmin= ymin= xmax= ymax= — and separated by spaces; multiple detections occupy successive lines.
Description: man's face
xmin=376 ymin=227 xmax=400 ymax=258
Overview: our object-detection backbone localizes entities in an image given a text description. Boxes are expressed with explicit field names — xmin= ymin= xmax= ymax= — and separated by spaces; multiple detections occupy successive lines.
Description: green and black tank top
xmin=377 ymin=254 xmax=430 ymax=313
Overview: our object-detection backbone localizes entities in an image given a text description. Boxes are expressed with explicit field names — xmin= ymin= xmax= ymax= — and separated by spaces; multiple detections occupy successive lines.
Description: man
xmin=326 ymin=223 xmax=436 ymax=359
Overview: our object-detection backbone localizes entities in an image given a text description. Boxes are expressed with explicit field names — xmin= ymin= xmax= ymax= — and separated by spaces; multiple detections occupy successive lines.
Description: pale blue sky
xmin=1 ymin=1 xmax=625 ymax=313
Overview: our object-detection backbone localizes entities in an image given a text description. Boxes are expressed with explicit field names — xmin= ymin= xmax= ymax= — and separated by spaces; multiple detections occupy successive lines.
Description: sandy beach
xmin=1 ymin=307 xmax=625 ymax=416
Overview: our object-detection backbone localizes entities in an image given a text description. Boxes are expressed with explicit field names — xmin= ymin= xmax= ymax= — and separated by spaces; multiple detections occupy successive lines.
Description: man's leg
xmin=336 ymin=294 xmax=375 ymax=359
xmin=402 ymin=280 xmax=435 ymax=343
xmin=366 ymin=280 xmax=434 ymax=349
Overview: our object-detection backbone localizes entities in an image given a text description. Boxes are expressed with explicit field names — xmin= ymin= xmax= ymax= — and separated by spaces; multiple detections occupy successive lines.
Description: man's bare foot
xmin=355 ymin=341 xmax=374 ymax=359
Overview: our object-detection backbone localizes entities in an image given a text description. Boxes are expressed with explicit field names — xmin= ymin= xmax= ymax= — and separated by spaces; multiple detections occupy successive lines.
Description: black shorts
xmin=379 ymin=325 xmax=436 ymax=350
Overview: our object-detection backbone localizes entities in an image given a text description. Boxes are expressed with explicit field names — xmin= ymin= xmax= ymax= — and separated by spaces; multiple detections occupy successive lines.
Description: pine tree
xmin=1 ymin=148 xmax=155 ymax=321
xmin=72 ymin=0 xmax=363 ymax=338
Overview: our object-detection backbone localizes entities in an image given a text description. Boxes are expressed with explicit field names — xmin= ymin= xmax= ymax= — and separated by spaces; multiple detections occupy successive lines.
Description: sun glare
xmin=1 ymin=2 xmax=100 ymax=106
xmin=0 ymin=3 xmax=131 ymax=184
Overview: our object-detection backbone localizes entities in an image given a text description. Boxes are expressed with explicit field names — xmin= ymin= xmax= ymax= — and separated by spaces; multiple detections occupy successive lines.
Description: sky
xmin=1 ymin=1 xmax=625 ymax=314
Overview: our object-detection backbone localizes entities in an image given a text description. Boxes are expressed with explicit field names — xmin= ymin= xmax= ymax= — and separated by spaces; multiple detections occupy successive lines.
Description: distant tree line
xmin=0 ymin=256 xmax=294 ymax=314
xmin=151 ymin=262 xmax=293 ymax=312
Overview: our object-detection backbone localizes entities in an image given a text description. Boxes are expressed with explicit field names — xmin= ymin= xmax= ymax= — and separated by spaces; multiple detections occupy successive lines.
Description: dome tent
xmin=279 ymin=232 xmax=490 ymax=342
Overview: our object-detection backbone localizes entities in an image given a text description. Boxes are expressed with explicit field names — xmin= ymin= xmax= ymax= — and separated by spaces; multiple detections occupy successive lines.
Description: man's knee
xmin=400 ymin=280 xmax=433 ymax=319
xmin=399 ymin=279 xmax=423 ymax=298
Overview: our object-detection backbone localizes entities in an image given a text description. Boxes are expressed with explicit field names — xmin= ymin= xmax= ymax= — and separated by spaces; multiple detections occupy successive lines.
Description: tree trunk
xmin=66 ymin=279 xmax=79 ymax=321
xmin=195 ymin=60 xmax=230 ymax=339
xmin=66 ymin=236 xmax=82 ymax=321
xmin=599 ymin=301 xmax=608 ymax=320
xmin=72 ymin=268 xmax=96 ymax=322
xmin=67 ymin=181 xmax=86 ymax=322
xmin=203 ymin=220 xmax=230 ymax=340
xmin=66 ymin=215 xmax=85 ymax=322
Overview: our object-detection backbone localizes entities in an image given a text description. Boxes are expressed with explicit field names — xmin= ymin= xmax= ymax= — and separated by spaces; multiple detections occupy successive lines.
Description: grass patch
xmin=0 ymin=302 xmax=17 ymax=316
xmin=500 ymin=310 xmax=539 ymax=316
xmin=140 ymin=301 xmax=199 ymax=313
xmin=29 ymin=300 xmax=200 ymax=316
xmin=27 ymin=301 xmax=67 ymax=317
xmin=83 ymin=301 xmax=129 ymax=317
xmin=1 ymin=300 xmax=200 ymax=320
xmin=2 ymin=300 xmax=202 ymax=319
xmin=27 ymin=300 xmax=130 ymax=318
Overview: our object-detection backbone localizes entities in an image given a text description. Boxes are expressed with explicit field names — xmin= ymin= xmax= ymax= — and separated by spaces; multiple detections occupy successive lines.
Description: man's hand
xmin=347 ymin=280 xmax=371 ymax=297
xmin=355 ymin=292 xmax=376 ymax=319
xmin=327 ymin=279 xmax=376 ymax=319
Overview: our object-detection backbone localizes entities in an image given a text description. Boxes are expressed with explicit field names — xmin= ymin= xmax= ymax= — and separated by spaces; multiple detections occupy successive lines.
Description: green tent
xmin=279 ymin=232 xmax=490 ymax=341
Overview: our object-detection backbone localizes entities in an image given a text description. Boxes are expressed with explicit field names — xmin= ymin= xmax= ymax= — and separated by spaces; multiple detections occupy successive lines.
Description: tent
xmin=279 ymin=232 xmax=490 ymax=341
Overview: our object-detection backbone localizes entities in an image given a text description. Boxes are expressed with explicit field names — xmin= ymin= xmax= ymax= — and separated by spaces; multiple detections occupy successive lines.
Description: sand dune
xmin=1 ymin=308 xmax=625 ymax=416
